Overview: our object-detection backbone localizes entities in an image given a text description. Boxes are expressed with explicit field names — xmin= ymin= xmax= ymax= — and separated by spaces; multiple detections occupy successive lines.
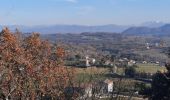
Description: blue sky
xmin=0 ymin=0 xmax=170 ymax=26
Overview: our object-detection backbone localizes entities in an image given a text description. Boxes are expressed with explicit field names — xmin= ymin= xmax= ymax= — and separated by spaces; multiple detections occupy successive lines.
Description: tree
xmin=150 ymin=46 xmax=170 ymax=100
xmin=151 ymin=63 xmax=170 ymax=100
xmin=125 ymin=66 xmax=136 ymax=78
xmin=75 ymin=54 xmax=81 ymax=60
xmin=0 ymin=28 xmax=75 ymax=100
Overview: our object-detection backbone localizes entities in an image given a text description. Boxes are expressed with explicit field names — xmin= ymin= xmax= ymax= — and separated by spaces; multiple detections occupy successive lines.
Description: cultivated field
xmin=136 ymin=63 xmax=166 ymax=73
xmin=73 ymin=63 xmax=166 ymax=82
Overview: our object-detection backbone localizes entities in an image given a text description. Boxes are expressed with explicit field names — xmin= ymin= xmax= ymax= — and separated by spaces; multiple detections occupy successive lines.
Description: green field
xmin=136 ymin=63 xmax=166 ymax=73
xmin=74 ymin=63 xmax=167 ymax=82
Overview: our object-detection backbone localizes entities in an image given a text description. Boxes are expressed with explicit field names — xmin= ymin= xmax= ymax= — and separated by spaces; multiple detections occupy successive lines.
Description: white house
xmin=85 ymin=56 xmax=90 ymax=67
xmin=92 ymin=58 xmax=96 ymax=64
xmin=103 ymin=79 xmax=113 ymax=93
xmin=113 ymin=65 xmax=118 ymax=73
xmin=80 ymin=79 xmax=114 ymax=97
xmin=128 ymin=60 xmax=136 ymax=66
xmin=84 ymin=84 xmax=92 ymax=97
xmin=143 ymin=61 xmax=147 ymax=64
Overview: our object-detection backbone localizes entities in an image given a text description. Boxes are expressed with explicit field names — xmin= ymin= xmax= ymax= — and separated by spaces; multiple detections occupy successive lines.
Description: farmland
xmin=74 ymin=63 xmax=166 ymax=83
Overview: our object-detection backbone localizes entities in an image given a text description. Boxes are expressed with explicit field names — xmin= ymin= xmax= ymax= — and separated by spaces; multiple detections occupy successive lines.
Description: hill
xmin=0 ymin=24 xmax=129 ymax=34
xmin=122 ymin=24 xmax=170 ymax=35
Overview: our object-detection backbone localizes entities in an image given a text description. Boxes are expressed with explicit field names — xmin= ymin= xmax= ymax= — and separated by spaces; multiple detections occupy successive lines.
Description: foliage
xmin=0 ymin=28 xmax=75 ymax=100
xmin=150 ymin=47 xmax=170 ymax=100
xmin=151 ymin=63 xmax=170 ymax=100
xmin=125 ymin=66 xmax=136 ymax=78
xmin=135 ymin=83 xmax=151 ymax=96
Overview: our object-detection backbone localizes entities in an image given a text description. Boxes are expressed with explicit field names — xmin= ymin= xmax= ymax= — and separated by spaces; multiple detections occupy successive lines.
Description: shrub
xmin=125 ymin=66 xmax=136 ymax=78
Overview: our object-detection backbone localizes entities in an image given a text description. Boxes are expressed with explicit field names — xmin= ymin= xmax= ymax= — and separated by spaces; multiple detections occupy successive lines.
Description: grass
xmin=74 ymin=67 xmax=109 ymax=83
xmin=72 ymin=63 xmax=166 ymax=75
xmin=75 ymin=73 xmax=107 ymax=83
xmin=136 ymin=63 xmax=166 ymax=73
xmin=100 ymin=97 xmax=148 ymax=100
xmin=71 ymin=64 xmax=157 ymax=99
xmin=115 ymin=63 xmax=167 ymax=74
xmin=74 ymin=67 xmax=108 ymax=74
xmin=72 ymin=63 xmax=167 ymax=83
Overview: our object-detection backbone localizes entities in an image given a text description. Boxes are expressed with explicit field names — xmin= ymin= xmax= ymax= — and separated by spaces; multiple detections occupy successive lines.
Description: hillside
xmin=122 ymin=24 xmax=170 ymax=35
xmin=0 ymin=24 xmax=129 ymax=34
xmin=38 ymin=32 xmax=170 ymax=62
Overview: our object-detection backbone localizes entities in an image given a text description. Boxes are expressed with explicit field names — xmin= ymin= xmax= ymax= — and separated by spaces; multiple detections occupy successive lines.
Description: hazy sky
xmin=0 ymin=0 xmax=170 ymax=26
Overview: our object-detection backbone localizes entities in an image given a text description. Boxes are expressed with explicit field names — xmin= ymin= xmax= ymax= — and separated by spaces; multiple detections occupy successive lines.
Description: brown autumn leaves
xmin=0 ymin=28 xmax=75 ymax=100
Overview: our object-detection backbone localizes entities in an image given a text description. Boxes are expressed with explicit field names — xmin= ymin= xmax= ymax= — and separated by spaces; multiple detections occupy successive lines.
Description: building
xmin=64 ymin=84 xmax=93 ymax=99
xmin=92 ymin=58 xmax=96 ymax=64
xmin=128 ymin=60 xmax=136 ymax=66
xmin=113 ymin=65 xmax=118 ymax=73
xmin=95 ymin=79 xmax=113 ymax=94
xmin=65 ymin=79 xmax=114 ymax=99
xmin=104 ymin=79 xmax=113 ymax=93
xmin=143 ymin=61 xmax=147 ymax=64
xmin=86 ymin=56 xmax=90 ymax=67
xmin=146 ymin=43 xmax=150 ymax=49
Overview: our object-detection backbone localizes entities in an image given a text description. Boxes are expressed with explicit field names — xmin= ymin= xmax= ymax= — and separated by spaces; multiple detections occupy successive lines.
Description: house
xmin=123 ymin=58 xmax=128 ymax=61
xmin=92 ymin=58 xmax=96 ymax=64
xmin=95 ymin=79 xmax=113 ymax=94
xmin=65 ymin=79 xmax=114 ymax=99
xmin=64 ymin=84 xmax=93 ymax=98
xmin=146 ymin=43 xmax=150 ymax=49
xmin=128 ymin=60 xmax=136 ymax=66
xmin=155 ymin=61 xmax=160 ymax=64
xmin=75 ymin=56 xmax=96 ymax=68
xmin=104 ymin=79 xmax=113 ymax=93
xmin=84 ymin=84 xmax=93 ymax=97
xmin=113 ymin=65 xmax=118 ymax=73
xmin=84 ymin=56 xmax=97 ymax=67
xmin=86 ymin=56 xmax=90 ymax=67
xmin=119 ymin=59 xmax=124 ymax=62
xmin=142 ymin=61 xmax=147 ymax=64
xmin=155 ymin=43 xmax=159 ymax=47
xmin=104 ymin=60 xmax=111 ymax=65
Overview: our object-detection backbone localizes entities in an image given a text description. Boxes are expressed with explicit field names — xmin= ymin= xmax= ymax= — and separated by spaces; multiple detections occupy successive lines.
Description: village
xmin=63 ymin=52 xmax=166 ymax=99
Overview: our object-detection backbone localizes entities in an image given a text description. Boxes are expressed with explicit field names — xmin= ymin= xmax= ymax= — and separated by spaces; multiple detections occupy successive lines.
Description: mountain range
xmin=122 ymin=24 xmax=170 ymax=35
xmin=140 ymin=21 xmax=165 ymax=28
xmin=0 ymin=24 xmax=130 ymax=34
xmin=0 ymin=21 xmax=169 ymax=34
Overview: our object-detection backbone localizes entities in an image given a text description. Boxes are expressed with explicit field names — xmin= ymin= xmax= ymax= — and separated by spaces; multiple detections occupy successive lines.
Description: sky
xmin=0 ymin=0 xmax=170 ymax=26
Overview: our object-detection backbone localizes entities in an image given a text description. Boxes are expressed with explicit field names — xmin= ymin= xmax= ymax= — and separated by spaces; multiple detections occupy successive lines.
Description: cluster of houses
xmin=74 ymin=54 xmax=165 ymax=69
xmin=64 ymin=79 xmax=114 ymax=98
xmin=84 ymin=56 xmax=136 ymax=68
xmin=118 ymin=57 xmax=165 ymax=67
xmin=145 ymin=41 xmax=165 ymax=50
xmin=118 ymin=58 xmax=136 ymax=66
xmin=85 ymin=56 xmax=96 ymax=67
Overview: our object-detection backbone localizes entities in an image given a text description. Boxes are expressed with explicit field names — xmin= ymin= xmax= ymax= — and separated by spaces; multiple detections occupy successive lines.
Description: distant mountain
xmin=0 ymin=25 xmax=28 ymax=31
xmin=1 ymin=22 xmax=169 ymax=34
xmin=0 ymin=24 xmax=130 ymax=34
xmin=122 ymin=24 xmax=170 ymax=35
xmin=122 ymin=27 xmax=152 ymax=35
xmin=141 ymin=21 xmax=165 ymax=28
